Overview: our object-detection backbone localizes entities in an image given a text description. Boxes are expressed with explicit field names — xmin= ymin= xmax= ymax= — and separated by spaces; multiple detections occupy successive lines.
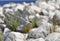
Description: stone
xmin=45 ymin=33 xmax=60 ymax=41
xmin=42 ymin=9 xmax=48 ymax=16
xmin=15 ymin=4 xmax=25 ymax=11
xmin=3 ymin=28 xmax=27 ymax=41
xmin=39 ymin=2 xmax=49 ymax=9
xmin=55 ymin=26 xmax=60 ymax=33
xmin=3 ymin=28 xmax=11 ymax=35
xmin=27 ymin=38 xmax=45 ymax=41
xmin=0 ymin=19 xmax=4 ymax=23
xmin=28 ymin=5 xmax=41 ymax=14
xmin=28 ymin=27 xmax=47 ymax=39
xmin=28 ymin=21 xmax=53 ymax=39
xmin=35 ymin=14 xmax=49 ymax=26
xmin=48 ymin=11 xmax=55 ymax=19
xmin=0 ymin=24 xmax=6 ymax=32
xmin=54 ymin=10 xmax=60 ymax=25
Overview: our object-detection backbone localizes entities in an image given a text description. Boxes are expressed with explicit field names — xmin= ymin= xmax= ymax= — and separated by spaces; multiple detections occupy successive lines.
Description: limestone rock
xmin=45 ymin=33 xmax=60 ymax=41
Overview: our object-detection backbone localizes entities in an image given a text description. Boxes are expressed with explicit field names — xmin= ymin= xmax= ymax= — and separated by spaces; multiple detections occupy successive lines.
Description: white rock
xmin=3 ymin=31 xmax=27 ymax=41
xmin=45 ymin=33 xmax=60 ymax=41
xmin=3 ymin=3 xmax=16 ymax=8
xmin=15 ymin=4 xmax=25 ymax=11
xmin=3 ymin=4 xmax=11 ymax=8
xmin=28 ymin=5 xmax=41 ymax=14
xmin=27 ymin=38 xmax=45 ymax=41
xmin=55 ymin=4 xmax=60 ymax=9
xmin=56 ymin=0 xmax=60 ymax=4
xmin=56 ymin=26 xmax=60 ymax=33
xmin=23 ymin=2 xmax=30 ymax=6
xmin=39 ymin=2 xmax=49 ymax=9
xmin=49 ymin=11 xmax=55 ymax=19
xmin=28 ymin=23 xmax=51 ymax=39
xmin=35 ymin=15 xmax=49 ymax=26
xmin=4 ymin=28 xmax=11 ymax=35
xmin=29 ymin=15 xmax=35 ymax=21
xmin=0 ymin=19 xmax=4 ymax=23
xmin=5 ymin=8 xmax=14 ymax=15
xmin=47 ymin=5 xmax=56 ymax=11
xmin=55 ymin=10 xmax=60 ymax=20
xmin=42 ymin=9 xmax=48 ymax=16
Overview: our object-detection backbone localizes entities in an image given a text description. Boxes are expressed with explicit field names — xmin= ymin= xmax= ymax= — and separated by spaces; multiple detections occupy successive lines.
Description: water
xmin=0 ymin=0 xmax=36 ymax=5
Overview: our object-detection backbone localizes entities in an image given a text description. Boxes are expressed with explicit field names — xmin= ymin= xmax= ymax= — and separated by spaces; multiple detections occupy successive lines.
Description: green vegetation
xmin=3 ymin=8 xmax=36 ymax=33
xmin=4 ymin=13 xmax=21 ymax=31
xmin=0 ymin=33 xmax=3 ymax=41
xmin=23 ymin=20 xmax=36 ymax=33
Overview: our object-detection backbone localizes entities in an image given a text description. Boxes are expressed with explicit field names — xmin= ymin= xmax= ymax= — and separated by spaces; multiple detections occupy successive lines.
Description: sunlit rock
xmin=28 ymin=21 xmax=52 ymax=39
xmin=3 ymin=31 xmax=26 ymax=41
xmin=27 ymin=38 xmax=45 ymax=41
xmin=45 ymin=33 xmax=60 ymax=41
xmin=28 ymin=5 xmax=41 ymax=14
xmin=15 ymin=4 xmax=25 ymax=11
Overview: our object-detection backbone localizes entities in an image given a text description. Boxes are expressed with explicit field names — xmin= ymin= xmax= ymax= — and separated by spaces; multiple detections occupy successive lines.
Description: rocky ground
xmin=0 ymin=0 xmax=60 ymax=41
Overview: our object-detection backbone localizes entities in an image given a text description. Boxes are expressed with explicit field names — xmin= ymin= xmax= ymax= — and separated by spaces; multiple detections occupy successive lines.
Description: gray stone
xmin=28 ymin=21 xmax=53 ymax=39
xmin=35 ymin=14 xmax=49 ymax=26
xmin=27 ymin=38 xmax=45 ymax=41
xmin=28 ymin=28 xmax=47 ymax=39
xmin=3 ymin=29 xmax=26 ymax=41
xmin=45 ymin=33 xmax=60 ymax=41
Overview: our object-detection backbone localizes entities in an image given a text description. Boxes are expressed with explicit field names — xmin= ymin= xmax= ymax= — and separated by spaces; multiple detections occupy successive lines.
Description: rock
xmin=15 ymin=4 xmax=25 ymax=11
xmin=3 ymin=28 xmax=11 ymax=35
xmin=35 ymin=14 xmax=49 ymax=26
xmin=3 ymin=3 xmax=16 ymax=8
xmin=45 ymin=33 xmax=60 ymax=41
xmin=47 ymin=4 xmax=56 ymax=11
xmin=0 ymin=6 xmax=5 ymax=18
xmin=56 ymin=0 xmax=60 ymax=4
xmin=0 ymin=19 xmax=4 ymax=23
xmin=42 ymin=9 xmax=48 ymax=16
xmin=38 ymin=2 xmax=49 ymax=9
xmin=54 ymin=10 xmax=60 ymax=25
xmin=27 ymin=38 xmax=45 ymax=41
xmin=16 ymin=20 xmax=35 ymax=33
xmin=0 ymin=24 xmax=6 ymax=32
xmin=28 ymin=5 xmax=41 ymax=14
xmin=56 ymin=27 xmax=60 ymax=33
xmin=55 ymin=26 xmax=60 ymax=33
xmin=3 ymin=28 xmax=27 ymax=41
xmin=23 ymin=2 xmax=29 ymax=6
xmin=55 ymin=4 xmax=60 ymax=9
xmin=28 ymin=21 xmax=53 ymax=39
xmin=4 ymin=8 xmax=14 ymax=15
xmin=49 ymin=11 xmax=55 ymax=19
xmin=28 ymin=27 xmax=47 ymax=39
xmin=55 ymin=10 xmax=60 ymax=20
xmin=29 ymin=15 xmax=35 ymax=21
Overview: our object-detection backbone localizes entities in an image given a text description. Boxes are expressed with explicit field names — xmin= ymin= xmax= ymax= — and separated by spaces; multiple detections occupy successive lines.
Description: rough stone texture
xmin=45 ymin=33 xmax=60 ymax=41
xmin=3 ymin=30 xmax=27 ymax=41
xmin=28 ymin=20 xmax=53 ymax=39
xmin=27 ymin=38 xmax=45 ymax=41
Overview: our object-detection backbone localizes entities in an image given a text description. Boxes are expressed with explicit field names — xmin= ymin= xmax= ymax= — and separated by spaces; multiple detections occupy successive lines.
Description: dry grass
xmin=53 ymin=15 xmax=56 ymax=32
xmin=50 ymin=15 xmax=56 ymax=33
xmin=23 ymin=20 xmax=35 ymax=33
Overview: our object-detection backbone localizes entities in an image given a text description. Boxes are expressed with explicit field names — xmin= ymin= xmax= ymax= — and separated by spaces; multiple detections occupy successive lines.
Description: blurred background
xmin=0 ymin=0 xmax=36 ymax=5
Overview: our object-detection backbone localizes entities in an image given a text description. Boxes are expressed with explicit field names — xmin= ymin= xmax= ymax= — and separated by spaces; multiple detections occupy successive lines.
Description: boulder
xmin=28 ymin=21 xmax=53 ymax=39
xmin=3 ymin=28 xmax=27 ymax=41
xmin=35 ymin=14 xmax=49 ymax=26
xmin=28 ymin=27 xmax=48 ymax=39
xmin=45 ymin=33 xmax=60 ymax=41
